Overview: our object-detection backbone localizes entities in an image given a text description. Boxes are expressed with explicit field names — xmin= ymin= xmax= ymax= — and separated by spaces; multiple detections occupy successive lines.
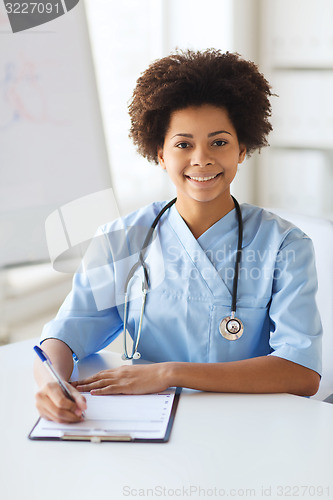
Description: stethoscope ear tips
xmin=133 ymin=352 xmax=141 ymax=360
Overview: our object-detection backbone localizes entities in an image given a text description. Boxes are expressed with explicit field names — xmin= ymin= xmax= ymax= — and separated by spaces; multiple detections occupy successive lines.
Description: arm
xmin=34 ymin=338 xmax=74 ymax=385
xmin=73 ymin=354 xmax=320 ymax=397
xmin=34 ymin=339 xmax=87 ymax=423
xmin=34 ymin=231 xmax=123 ymax=422
xmin=167 ymin=356 xmax=320 ymax=396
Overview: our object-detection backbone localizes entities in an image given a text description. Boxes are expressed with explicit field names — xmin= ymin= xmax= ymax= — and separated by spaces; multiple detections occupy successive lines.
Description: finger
xmin=90 ymin=385 xmax=119 ymax=395
xmin=72 ymin=378 xmax=98 ymax=389
xmin=46 ymin=406 xmax=84 ymax=423
xmin=67 ymin=385 xmax=87 ymax=411
xmin=90 ymin=382 xmax=139 ymax=395
xmin=72 ymin=392 xmax=87 ymax=411
xmin=50 ymin=382 xmax=86 ymax=413
xmin=44 ymin=404 xmax=84 ymax=423
xmin=43 ymin=382 xmax=76 ymax=410
xmin=73 ymin=369 xmax=115 ymax=386
xmin=72 ymin=377 xmax=95 ymax=386
xmin=38 ymin=383 xmax=86 ymax=418
xmin=75 ymin=378 xmax=113 ymax=392
xmin=36 ymin=391 xmax=84 ymax=423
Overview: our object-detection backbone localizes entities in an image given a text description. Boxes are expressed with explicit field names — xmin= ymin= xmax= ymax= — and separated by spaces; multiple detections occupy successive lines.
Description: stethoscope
xmin=122 ymin=196 xmax=244 ymax=360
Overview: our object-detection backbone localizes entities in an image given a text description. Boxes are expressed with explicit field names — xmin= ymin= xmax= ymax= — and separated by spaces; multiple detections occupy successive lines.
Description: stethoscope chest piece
xmin=219 ymin=316 xmax=244 ymax=341
xmin=121 ymin=195 xmax=245 ymax=357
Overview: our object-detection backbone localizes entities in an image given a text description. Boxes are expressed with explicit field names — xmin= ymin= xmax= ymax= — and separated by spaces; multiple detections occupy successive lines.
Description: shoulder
xmin=240 ymin=203 xmax=310 ymax=248
xmin=100 ymin=201 xmax=167 ymax=234
xmin=124 ymin=201 xmax=171 ymax=227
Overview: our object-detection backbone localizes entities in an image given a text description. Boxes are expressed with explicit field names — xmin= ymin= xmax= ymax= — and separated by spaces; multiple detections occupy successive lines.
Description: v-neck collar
xmin=165 ymin=204 xmax=239 ymax=299
xmin=197 ymin=206 xmax=237 ymax=248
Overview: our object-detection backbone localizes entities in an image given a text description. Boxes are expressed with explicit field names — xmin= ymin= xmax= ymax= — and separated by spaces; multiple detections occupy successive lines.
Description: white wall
xmin=164 ymin=0 xmax=232 ymax=52
xmin=84 ymin=0 xmax=235 ymax=214
xmin=257 ymin=0 xmax=333 ymax=218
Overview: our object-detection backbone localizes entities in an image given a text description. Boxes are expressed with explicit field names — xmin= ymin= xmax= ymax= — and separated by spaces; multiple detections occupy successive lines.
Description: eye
xmin=176 ymin=142 xmax=190 ymax=149
xmin=212 ymin=139 xmax=227 ymax=147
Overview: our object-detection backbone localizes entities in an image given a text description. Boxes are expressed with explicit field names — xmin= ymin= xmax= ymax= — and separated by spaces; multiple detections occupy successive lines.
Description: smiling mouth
xmin=186 ymin=173 xmax=221 ymax=182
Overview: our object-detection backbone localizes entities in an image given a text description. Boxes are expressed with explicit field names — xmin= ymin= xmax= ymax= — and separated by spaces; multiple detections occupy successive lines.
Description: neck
xmin=175 ymin=194 xmax=235 ymax=239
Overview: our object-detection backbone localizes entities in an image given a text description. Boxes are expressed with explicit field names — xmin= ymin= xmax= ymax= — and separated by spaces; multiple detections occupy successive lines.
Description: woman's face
xmin=158 ymin=104 xmax=246 ymax=207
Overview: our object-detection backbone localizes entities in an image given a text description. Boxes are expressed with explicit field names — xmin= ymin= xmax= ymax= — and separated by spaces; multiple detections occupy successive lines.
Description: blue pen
xmin=34 ymin=345 xmax=76 ymax=403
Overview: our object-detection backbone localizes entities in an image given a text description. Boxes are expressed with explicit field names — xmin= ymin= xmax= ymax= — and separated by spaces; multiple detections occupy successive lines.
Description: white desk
xmin=1 ymin=338 xmax=333 ymax=500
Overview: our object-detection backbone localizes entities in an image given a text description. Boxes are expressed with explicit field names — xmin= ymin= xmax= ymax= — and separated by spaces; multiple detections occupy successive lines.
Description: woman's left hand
xmin=71 ymin=363 xmax=173 ymax=395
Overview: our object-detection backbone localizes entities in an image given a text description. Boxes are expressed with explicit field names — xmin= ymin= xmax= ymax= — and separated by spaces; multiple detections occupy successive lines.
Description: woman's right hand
xmin=35 ymin=381 xmax=87 ymax=423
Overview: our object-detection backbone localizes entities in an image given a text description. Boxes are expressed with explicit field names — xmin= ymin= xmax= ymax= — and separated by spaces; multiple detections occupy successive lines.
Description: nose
xmin=190 ymin=145 xmax=215 ymax=167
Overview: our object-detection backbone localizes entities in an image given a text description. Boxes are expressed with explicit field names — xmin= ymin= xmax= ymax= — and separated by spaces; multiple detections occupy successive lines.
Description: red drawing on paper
xmin=0 ymin=54 xmax=65 ymax=131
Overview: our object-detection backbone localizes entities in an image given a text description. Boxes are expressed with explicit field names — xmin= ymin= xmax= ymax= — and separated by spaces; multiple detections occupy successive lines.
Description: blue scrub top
xmin=41 ymin=202 xmax=322 ymax=375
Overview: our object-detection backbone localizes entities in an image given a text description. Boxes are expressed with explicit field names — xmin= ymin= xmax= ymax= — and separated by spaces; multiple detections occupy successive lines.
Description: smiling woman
xmin=157 ymin=105 xmax=246 ymax=237
xmin=34 ymin=49 xmax=322 ymax=424
xmin=129 ymin=49 xmax=271 ymax=236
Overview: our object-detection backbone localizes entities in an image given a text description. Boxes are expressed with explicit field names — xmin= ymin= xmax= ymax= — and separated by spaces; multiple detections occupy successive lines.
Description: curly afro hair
xmin=128 ymin=49 xmax=273 ymax=164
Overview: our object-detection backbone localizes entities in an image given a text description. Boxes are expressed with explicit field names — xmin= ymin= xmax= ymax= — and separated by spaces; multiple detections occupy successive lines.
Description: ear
xmin=157 ymin=147 xmax=166 ymax=169
xmin=238 ymin=145 xmax=247 ymax=164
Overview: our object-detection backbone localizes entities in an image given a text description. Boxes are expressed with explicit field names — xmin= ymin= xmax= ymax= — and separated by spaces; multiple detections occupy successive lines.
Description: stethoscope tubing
xmin=230 ymin=196 xmax=243 ymax=315
xmin=122 ymin=196 xmax=243 ymax=359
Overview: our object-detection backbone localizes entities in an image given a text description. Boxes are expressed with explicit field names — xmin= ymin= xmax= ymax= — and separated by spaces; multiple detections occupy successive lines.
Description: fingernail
xmin=75 ymin=409 xmax=82 ymax=416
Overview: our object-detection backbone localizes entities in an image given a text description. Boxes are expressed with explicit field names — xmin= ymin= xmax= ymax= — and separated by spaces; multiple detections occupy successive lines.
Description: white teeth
xmin=188 ymin=174 xmax=218 ymax=182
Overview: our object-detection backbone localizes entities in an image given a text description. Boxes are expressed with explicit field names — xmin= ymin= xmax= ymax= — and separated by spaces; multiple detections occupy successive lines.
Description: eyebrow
xmin=208 ymin=130 xmax=232 ymax=137
xmin=171 ymin=130 xmax=232 ymax=139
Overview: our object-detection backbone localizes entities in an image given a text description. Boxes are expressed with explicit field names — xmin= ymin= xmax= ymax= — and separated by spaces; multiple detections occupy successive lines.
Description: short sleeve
xmin=40 ymin=231 xmax=123 ymax=360
xmin=268 ymin=232 xmax=322 ymax=375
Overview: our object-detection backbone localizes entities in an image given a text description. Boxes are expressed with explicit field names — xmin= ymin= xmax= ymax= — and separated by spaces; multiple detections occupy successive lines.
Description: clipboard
xmin=29 ymin=387 xmax=181 ymax=443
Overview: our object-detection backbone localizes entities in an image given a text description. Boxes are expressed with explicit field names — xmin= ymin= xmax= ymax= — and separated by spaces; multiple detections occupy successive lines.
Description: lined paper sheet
xmin=29 ymin=388 xmax=179 ymax=442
